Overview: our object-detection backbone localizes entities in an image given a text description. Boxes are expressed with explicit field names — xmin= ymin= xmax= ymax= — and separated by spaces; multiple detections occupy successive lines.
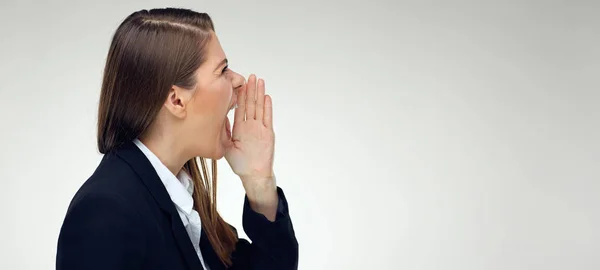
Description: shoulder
xmin=61 ymin=151 xmax=154 ymax=230
xmin=65 ymin=190 xmax=138 ymax=223
xmin=58 ymin=157 xmax=148 ymax=245
xmin=64 ymin=169 xmax=143 ymax=228
xmin=72 ymin=152 xmax=145 ymax=206
xmin=56 ymin=182 xmax=148 ymax=269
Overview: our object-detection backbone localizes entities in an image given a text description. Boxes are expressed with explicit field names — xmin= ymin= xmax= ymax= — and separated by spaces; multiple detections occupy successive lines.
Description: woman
xmin=56 ymin=7 xmax=298 ymax=270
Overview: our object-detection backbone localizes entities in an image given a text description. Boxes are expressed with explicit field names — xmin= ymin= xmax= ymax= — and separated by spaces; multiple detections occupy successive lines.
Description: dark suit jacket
xmin=56 ymin=141 xmax=298 ymax=270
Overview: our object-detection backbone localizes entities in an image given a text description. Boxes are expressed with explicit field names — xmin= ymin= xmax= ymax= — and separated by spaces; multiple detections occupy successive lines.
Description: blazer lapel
xmin=114 ymin=141 xmax=204 ymax=270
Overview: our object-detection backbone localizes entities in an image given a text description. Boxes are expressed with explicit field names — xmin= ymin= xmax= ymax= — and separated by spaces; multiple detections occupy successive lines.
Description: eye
xmin=221 ymin=65 xmax=229 ymax=74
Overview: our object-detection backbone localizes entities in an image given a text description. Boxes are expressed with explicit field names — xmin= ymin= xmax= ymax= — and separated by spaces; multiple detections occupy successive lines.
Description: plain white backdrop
xmin=1 ymin=0 xmax=599 ymax=269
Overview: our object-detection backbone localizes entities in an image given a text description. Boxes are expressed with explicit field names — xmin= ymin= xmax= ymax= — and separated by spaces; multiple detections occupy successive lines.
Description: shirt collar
xmin=133 ymin=139 xmax=194 ymax=216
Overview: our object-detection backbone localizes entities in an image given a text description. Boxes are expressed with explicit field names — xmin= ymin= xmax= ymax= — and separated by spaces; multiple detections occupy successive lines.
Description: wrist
xmin=241 ymin=175 xmax=278 ymax=214
xmin=242 ymin=175 xmax=276 ymax=199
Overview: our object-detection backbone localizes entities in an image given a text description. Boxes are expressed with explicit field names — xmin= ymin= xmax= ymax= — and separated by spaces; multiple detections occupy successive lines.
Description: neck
xmin=138 ymin=132 xmax=189 ymax=175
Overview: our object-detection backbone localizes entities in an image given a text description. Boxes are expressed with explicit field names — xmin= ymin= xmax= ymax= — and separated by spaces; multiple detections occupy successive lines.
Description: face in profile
xmin=167 ymin=32 xmax=245 ymax=160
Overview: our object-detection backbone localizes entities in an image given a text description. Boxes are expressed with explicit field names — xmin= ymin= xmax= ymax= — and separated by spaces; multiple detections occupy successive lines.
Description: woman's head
xmin=98 ymin=7 xmax=244 ymax=159
xmin=97 ymin=8 xmax=243 ymax=266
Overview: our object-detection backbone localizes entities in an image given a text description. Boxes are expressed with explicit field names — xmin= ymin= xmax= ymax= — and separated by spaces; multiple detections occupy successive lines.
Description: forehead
xmin=204 ymin=32 xmax=226 ymax=65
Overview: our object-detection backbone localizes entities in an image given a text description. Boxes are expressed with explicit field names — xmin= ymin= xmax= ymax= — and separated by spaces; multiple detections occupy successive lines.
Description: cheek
xmin=213 ymin=81 xmax=233 ymax=117
xmin=194 ymin=83 xmax=230 ymax=114
xmin=192 ymin=83 xmax=232 ymax=130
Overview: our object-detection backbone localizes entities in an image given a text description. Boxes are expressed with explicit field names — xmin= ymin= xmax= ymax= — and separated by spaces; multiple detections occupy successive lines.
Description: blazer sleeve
xmin=56 ymin=192 xmax=146 ymax=270
xmin=230 ymin=186 xmax=299 ymax=270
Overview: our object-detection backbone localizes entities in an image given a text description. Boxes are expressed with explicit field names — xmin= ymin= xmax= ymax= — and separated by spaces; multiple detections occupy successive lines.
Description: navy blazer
xmin=56 ymin=141 xmax=298 ymax=270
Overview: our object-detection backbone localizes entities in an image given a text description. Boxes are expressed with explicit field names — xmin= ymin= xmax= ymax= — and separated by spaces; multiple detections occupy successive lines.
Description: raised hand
xmin=225 ymin=74 xmax=278 ymax=218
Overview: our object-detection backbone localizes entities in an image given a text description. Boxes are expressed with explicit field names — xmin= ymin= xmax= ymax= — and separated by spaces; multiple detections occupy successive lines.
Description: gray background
xmin=0 ymin=0 xmax=599 ymax=269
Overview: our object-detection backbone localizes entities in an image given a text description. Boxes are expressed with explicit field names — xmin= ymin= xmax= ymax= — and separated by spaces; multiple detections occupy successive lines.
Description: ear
xmin=163 ymin=85 xmax=193 ymax=119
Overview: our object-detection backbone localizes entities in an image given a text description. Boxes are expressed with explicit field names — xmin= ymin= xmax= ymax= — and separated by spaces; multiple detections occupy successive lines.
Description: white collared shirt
xmin=133 ymin=139 xmax=210 ymax=270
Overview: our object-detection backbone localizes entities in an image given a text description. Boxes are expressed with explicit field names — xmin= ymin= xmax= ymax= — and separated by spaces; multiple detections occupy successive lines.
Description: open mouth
xmin=225 ymin=117 xmax=232 ymax=138
xmin=225 ymin=98 xmax=236 ymax=139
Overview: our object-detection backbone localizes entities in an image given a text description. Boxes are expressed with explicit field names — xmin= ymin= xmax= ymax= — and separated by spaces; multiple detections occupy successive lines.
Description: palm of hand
xmin=225 ymin=75 xmax=275 ymax=179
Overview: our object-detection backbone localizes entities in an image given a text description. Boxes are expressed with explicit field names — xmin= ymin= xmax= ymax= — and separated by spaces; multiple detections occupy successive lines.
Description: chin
xmin=197 ymin=147 xmax=222 ymax=160
xmin=208 ymin=142 xmax=226 ymax=160
xmin=210 ymin=151 xmax=225 ymax=160
xmin=190 ymin=144 xmax=223 ymax=160
xmin=194 ymin=130 xmax=229 ymax=160
xmin=196 ymin=152 xmax=223 ymax=161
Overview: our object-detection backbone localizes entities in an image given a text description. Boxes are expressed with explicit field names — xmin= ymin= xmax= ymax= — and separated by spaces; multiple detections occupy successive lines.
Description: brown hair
xmin=96 ymin=8 xmax=237 ymax=267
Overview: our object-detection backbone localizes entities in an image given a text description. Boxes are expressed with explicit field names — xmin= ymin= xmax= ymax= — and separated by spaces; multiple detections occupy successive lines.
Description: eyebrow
xmin=214 ymin=58 xmax=228 ymax=72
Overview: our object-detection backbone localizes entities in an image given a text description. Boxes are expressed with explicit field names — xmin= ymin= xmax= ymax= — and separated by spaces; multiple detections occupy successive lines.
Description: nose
xmin=230 ymin=71 xmax=245 ymax=91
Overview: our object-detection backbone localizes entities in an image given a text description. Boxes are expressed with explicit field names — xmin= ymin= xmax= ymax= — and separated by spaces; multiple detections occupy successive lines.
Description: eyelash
xmin=221 ymin=65 xmax=229 ymax=74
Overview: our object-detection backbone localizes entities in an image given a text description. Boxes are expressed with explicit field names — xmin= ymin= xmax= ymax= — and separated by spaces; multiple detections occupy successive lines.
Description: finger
xmin=264 ymin=94 xmax=273 ymax=129
xmin=234 ymin=83 xmax=246 ymax=122
xmin=255 ymin=78 xmax=265 ymax=121
xmin=246 ymin=74 xmax=257 ymax=120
